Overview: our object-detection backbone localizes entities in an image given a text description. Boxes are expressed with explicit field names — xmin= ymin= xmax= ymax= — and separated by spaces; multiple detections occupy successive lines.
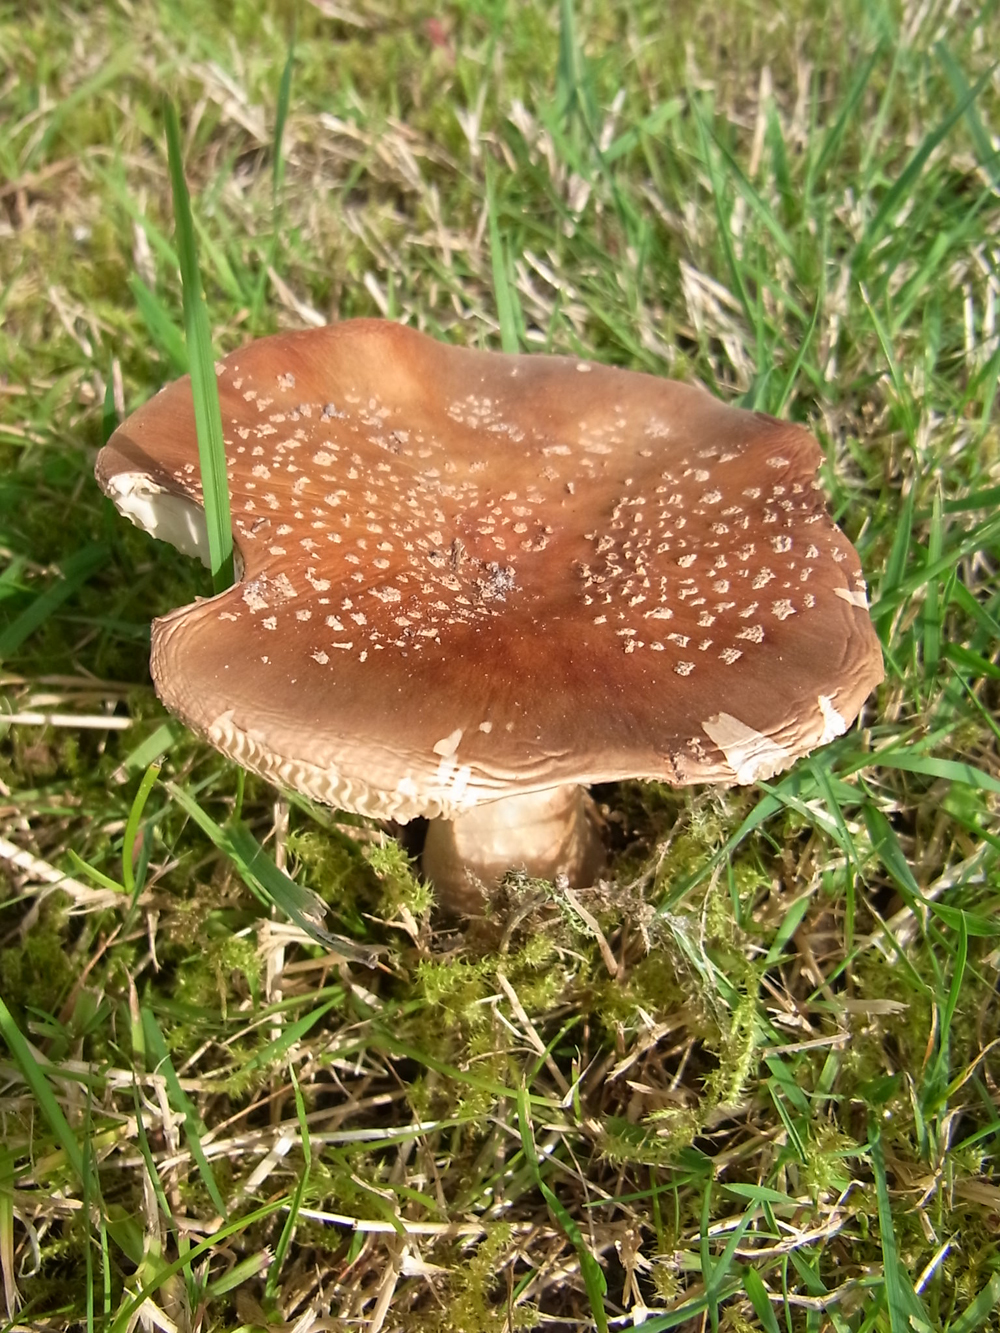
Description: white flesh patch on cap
xmin=431 ymin=755 xmax=475 ymax=804
xmin=701 ymin=712 xmax=792 ymax=784
xmin=432 ymin=727 xmax=464 ymax=758
xmin=834 ymin=585 xmax=870 ymax=609
xmin=449 ymin=764 xmax=473 ymax=803
xmin=105 ymin=473 xmax=210 ymax=565
xmin=817 ymin=694 xmax=847 ymax=743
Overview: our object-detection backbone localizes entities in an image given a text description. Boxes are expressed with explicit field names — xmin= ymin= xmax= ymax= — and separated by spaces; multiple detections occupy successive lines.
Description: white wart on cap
xmin=96 ymin=320 xmax=883 ymax=909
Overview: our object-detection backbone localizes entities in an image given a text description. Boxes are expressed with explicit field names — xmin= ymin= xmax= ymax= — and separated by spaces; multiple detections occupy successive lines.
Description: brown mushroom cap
xmin=96 ymin=319 xmax=883 ymax=821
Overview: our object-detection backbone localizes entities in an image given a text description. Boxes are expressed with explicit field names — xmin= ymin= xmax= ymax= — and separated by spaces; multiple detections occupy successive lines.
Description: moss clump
xmin=365 ymin=839 xmax=435 ymax=918
xmin=173 ymin=931 xmax=263 ymax=1017
xmin=416 ymin=955 xmax=493 ymax=1030
xmin=0 ymin=917 xmax=75 ymax=1018
xmin=418 ymin=1225 xmax=539 ymax=1333
xmin=702 ymin=991 xmax=759 ymax=1109
xmin=618 ymin=952 xmax=686 ymax=1019
xmin=285 ymin=824 xmax=390 ymax=922
xmin=798 ymin=1124 xmax=860 ymax=1199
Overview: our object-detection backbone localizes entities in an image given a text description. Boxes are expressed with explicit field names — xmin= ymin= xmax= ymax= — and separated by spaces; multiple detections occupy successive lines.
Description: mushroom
xmin=96 ymin=320 xmax=883 ymax=913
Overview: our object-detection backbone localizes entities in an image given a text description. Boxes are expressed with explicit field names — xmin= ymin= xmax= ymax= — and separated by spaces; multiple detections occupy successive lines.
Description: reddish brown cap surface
xmin=96 ymin=319 xmax=883 ymax=819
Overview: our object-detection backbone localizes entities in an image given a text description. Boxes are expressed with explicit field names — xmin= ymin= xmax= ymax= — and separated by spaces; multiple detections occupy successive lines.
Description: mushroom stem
xmin=421 ymin=784 xmax=605 ymax=915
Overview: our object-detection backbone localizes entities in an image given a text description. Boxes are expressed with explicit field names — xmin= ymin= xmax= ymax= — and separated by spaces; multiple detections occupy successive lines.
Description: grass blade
xmin=166 ymin=780 xmax=325 ymax=934
xmin=109 ymin=1199 xmax=285 ymax=1333
xmin=121 ymin=762 xmax=160 ymax=898
xmin=164 ymin=100 xmax=234 ymax=593
xmin=241 ymin=997 xmax=340 ymax=1075
xmin=693 ymin=101 xmax=752 ymax=327
xmin=936 ymin=41 xmax=1000 ymax=187
xmin=922 ymin=486 xmax=944 ymax=679
xmin=868 ymin=1127 xmax=932 ymax=1333
xmin=864 ymin=803 xmax=998 ymax=939
xmin=517 ymin=1085 xmax=608 ymax=1333
xmin=873 ymin=477 xmax=915 ymax=633
xmin=857 ymin=63 xmax=996 ymax=260
xmin=165 ymin=781 xmax=381 ymax=963
xmin=102 ymin=366 xmax=118 ymax=445
xmin=265 ymin=1066 xmax=311 ymax=1303
xmin=141 ymin=1007 xmax=228 ymax=1219
xmin=486 ymin=165 xmax=521 ymax=353
xmin=273 ymin=24 xmax=296 ymax=200
xmin=949 ymin=1272 xmax=1000 ymax=1333
xmin=809 ymin=44 xmax=883 ymax=185
xmin=0 ymin=544 xmax=107 ymax=659
xmin=742 ymin=1267 xmax=781 ymax=1333
xmin=925 ymin=911 xmax=967 ymax=1110
xmin=0 ymin=997 xmax=84 ymax=1183
xmin=874 ymin=751 xmax=1000 ymax=798
xmin=128 ymin=273 xmax=188 ymax=374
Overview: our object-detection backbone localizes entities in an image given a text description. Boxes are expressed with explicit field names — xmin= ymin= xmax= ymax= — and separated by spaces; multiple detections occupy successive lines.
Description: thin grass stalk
xmin=164 ymin=99 xmax=234 ymax=593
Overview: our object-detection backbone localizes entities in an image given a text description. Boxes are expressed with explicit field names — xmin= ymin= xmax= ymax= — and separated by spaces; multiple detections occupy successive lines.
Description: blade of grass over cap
xmin=486 ymin=164 xmax=522 ymax=354
xmin=164 ymin=99 xmax=234 ymax=594
xmin=102 ymin=366 xmax=118 ymax=445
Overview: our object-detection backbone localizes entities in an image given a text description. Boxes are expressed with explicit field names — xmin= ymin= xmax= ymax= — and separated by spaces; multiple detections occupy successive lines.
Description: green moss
xmin=173 ymin=930 xmax=263 ymax=1017
xmin=702 ymin=992 xmax=759 ymax=1109
xmin=453 ymin=1082 xmax=502 ymax=1128
xmin=650 ymin=1262 xmax=683 ymax=1304
xmin=509 ymin=965 xmax=565 ymax=1016
xmin=417 ymin=1224 xmax=539 ymax=1333
xmin=286 ymin=825 xmax=373 ymax=911
xmin=600 ymin=1121 xmax=696 ymax=1168
xmin=365 ymin=839 xmax=435 ymax=918
xmin=416 ymin=956 xmax=493 ymax=1029
xmin=620 ymin=952 xmax=686 ymax=1018
xmin=798 ymin=1125 xmax=857 ymax=1199
xmin=0 ymin=917 xmax=75 ymax=1018
xmin=504 ymin=935 xmax=566 ymax=1013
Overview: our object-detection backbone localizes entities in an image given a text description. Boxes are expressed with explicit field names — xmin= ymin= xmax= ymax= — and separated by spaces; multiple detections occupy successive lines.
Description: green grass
xmin=163 ymin=99 xmax=233 ymax=593
xmin=1 ymin=0 xmax=999 ymax=1328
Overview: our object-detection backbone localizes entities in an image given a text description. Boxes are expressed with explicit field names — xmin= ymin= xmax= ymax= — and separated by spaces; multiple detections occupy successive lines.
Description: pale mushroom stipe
xmin=96 ymin=320 xmax=884 ymax=913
